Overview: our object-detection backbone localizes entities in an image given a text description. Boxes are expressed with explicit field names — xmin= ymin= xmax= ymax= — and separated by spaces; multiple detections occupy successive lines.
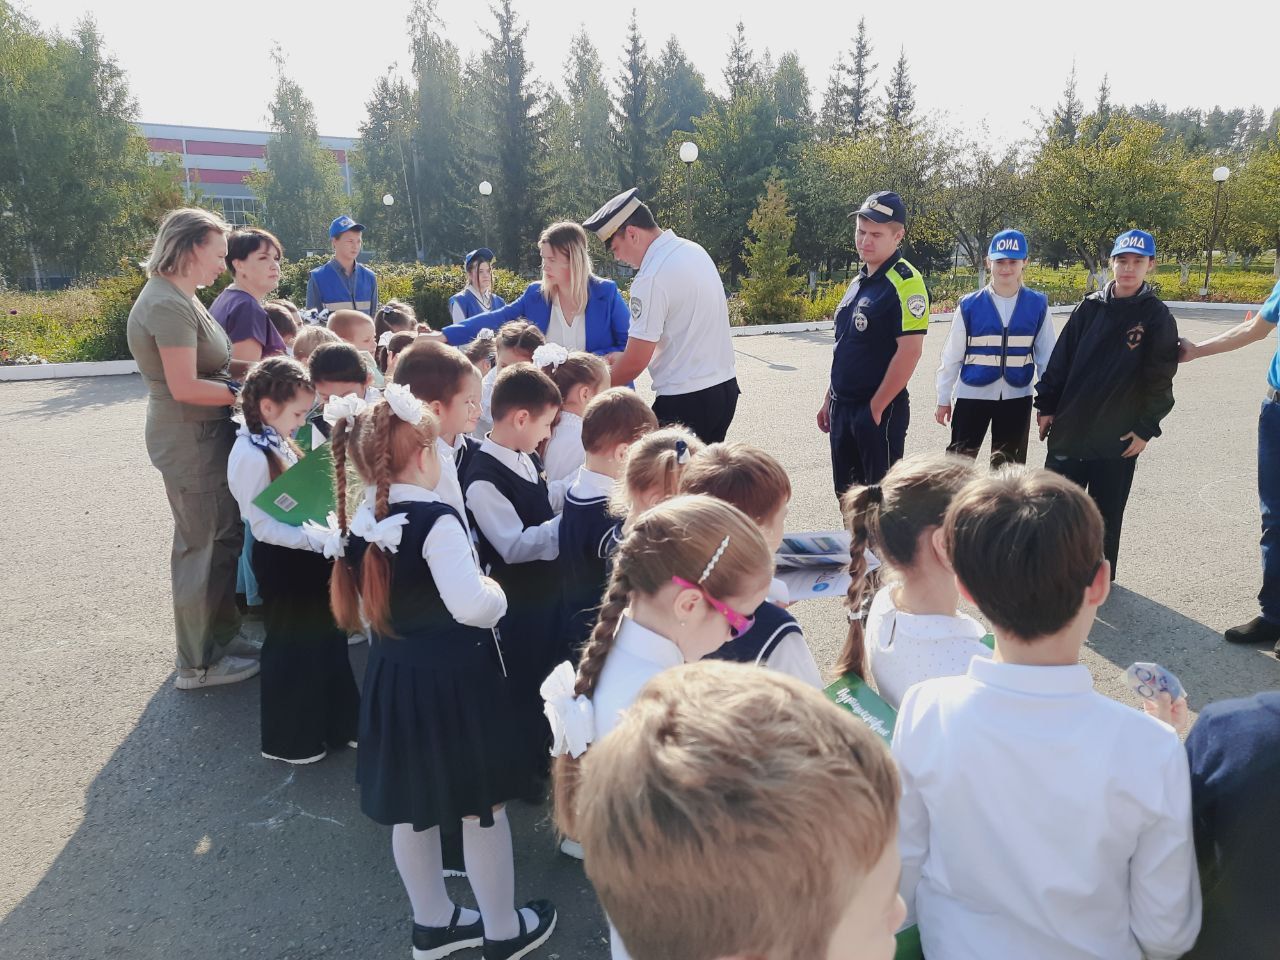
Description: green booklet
xmin=824 ymin=673 xmax=924 ymax=960
xmin=250 ymin=442 xmax=336 ymax=527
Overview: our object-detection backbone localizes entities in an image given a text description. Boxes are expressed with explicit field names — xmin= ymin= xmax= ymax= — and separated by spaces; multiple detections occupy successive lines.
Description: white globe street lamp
xmin=478 ymin=181 xmax=492 ymax=196
xmin=382 ymin=193 xmax=394 ymax=206
xmin=678 ymin=142 xmax=698 ymax=230
xmin=1202 ymin=166 xmax=1232 ymax=295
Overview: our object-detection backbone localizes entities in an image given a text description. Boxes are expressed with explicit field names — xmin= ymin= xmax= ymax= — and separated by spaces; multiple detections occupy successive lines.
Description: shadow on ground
xmin=5 ymin=375 xmax=146 ymax=420
xmin=1090 ymin=585 xmax=1280 ymax=709
xmin=0 ymin=643 xmax=607 ymax=960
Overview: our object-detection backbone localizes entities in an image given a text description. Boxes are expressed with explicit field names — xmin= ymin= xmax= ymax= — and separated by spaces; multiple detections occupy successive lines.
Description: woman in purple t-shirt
xmin=209 ymin=228 xmax=287 ymax=362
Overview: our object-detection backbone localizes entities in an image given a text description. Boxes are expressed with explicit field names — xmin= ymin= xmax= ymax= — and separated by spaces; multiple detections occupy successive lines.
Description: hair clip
xmin=377 ymin=330 xmax=395 ymax=348
xmin=532 ymin=343 xmax=569 ymax=371
xmin=698 ymin=535 xmax=730 ymax=583
xmin=846 ymin=608 xmax=864 ymax=623
xmin=675 ymin=438 xmax=690 ymax=465
xmin=382 ymin=383 xmax=425 ymax=425
xmin=323 ymin=392 xmax=368 ymax=426
xmin=476 ymin=328 xmax=496 ymax=342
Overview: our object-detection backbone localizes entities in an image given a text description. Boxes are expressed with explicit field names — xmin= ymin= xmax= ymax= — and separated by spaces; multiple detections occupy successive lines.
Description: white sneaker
xmin=559 ymin=838 xmax=584 ymax=860
xmin=261 ymin=750 xmax=327 ymax=765
xmin=222 ymin=626 xmax=263 ymax=659
xmin=175 ymin=655 xmax=260 ymax=690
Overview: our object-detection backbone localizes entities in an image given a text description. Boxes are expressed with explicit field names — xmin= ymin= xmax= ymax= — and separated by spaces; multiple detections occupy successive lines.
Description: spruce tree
xmin=613 ymin=11 xmax=658 ymax=196
xmin=740 ymin=178 xmax=803 ymax=323
xmin=883 ymin=48 xmax=915 ymax=127
xmin=848 ymin=18 xmax=877 ymax=135
xmin=723 ymin=21 xmax=759 ymax=100
xmin=653 ymin=36 xmax=710 ymax=140
xmin=1049 ymin=64 xmax=1083 ymax=143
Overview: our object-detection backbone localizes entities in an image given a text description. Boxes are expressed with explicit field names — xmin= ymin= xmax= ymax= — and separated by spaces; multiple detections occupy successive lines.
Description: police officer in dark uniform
xmin=817 ymin=191 xmax=930 ymax=494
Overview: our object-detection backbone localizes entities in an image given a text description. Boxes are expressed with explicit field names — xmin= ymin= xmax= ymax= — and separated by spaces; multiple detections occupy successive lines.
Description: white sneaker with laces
xmin=222 ymin=626 xmax=264 ymax=659
xmin=174 ymin=655 xmax=260 ymax=690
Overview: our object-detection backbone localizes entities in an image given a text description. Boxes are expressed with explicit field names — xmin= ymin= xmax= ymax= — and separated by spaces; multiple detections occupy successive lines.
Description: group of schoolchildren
xmin=214 ymin=219 xmax=1270 ymax=960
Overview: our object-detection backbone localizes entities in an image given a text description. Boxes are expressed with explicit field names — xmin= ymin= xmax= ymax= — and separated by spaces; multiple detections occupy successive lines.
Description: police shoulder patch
xmin=907 ymin=294 xmax=928 ymax=319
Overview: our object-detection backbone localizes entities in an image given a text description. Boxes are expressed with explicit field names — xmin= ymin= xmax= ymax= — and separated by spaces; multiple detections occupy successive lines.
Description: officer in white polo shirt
xmin=584 ymin=188 xmax=740 ymax=444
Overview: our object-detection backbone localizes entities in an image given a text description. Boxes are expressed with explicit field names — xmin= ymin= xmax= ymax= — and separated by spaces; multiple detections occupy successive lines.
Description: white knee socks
xmin=461 ymin=807 xmax=536 ymax=941
xmin=391 ymin=823 xmax=479 ymax=928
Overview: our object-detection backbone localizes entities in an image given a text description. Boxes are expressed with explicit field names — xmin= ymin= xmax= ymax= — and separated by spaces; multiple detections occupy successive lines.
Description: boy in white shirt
xmin=893 ymin=467 xmax=1200 ymax=960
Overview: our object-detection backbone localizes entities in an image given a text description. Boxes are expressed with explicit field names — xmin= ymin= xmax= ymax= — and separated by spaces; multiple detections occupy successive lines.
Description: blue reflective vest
xmin=309 ymin=260 xmax=378 ymax=313
xmin=959 ymin=288 xmax=1048 ymax=388
xmin=448 ymin=288 xmax=507 ymax=322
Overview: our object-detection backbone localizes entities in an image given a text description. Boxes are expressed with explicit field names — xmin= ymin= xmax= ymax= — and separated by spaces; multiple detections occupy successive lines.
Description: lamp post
xmin=383 ymin=193 xmax=394 ymax=206
xmin=679 ymin=141 xmax=698 ymax=234
xmin=478 ymin=180 xmax=492 ymax=250
xmin=1201 ymin=165 xmax=1231 ymax=296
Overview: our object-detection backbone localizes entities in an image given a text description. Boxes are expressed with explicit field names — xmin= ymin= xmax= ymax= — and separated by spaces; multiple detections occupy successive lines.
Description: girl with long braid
xmin=226 ymin=356 xmax=359 ymax=764
xmin=837 ymin=452 xmax=992 ymax=709
xmin=542 ymin=494 xmax=774 ymax=959
xmin=320 ymin=386 xmax=557 ymax=960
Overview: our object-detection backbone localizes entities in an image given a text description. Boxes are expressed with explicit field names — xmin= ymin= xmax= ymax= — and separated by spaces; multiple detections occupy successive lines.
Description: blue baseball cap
xmin=464 ymin=248 xmax=495 ymax=270
xmin=851 ymin=190 xmax=906 ymax=225
xmin=1111 ymin=229 xmax=1155 ymax=258
xmin=328 ymin=215 xmax=365 ymax=239
xmin=988 ymin=229 xmax=1028 ymax=261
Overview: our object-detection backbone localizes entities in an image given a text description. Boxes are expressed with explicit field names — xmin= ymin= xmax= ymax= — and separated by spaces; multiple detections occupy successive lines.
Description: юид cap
xmin=988 ymin=229 xmax=1029 ymax=261
xmin=1110 ymin=229 xmax=1156 ymax=258
xmin=464 ymin=248 xmax=495 ymax=270
xmin=583 ymin=188 xmax=642 ymax=243
xmin=329 ymin=215 xmax=365 ymax=239
xmin=851 ymin=191 xmax=906 ymax=225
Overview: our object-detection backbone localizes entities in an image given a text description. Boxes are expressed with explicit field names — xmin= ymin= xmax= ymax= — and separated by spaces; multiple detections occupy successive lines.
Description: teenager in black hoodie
xmin=1034 ymin=230 xmax=1178 ymax=579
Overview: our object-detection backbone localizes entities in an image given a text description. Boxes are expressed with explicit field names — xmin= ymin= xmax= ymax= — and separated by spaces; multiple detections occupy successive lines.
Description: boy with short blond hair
xmin=577 ymin=660 xmax=905 ymax=960
xmin=893 ymin=467 xmax=1200 ymax=960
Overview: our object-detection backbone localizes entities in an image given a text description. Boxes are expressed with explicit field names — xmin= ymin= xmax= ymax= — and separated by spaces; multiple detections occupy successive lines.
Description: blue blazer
xmin=441 ymin=277 xmax=630 ymax=356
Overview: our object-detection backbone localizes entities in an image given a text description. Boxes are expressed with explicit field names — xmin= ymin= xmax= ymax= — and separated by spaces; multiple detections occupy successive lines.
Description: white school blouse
xmin=893 ymin=658 xmax=1201 ymax=960
xmin=227 ymin=431 xmax=316 ymax=552
xmin=864 ymin=585 xmax=992 ymax=710
xmin=545 ymin=299 xmax=587 ymax=352
xmin=542 ymin=411 xmax=585 ymax=484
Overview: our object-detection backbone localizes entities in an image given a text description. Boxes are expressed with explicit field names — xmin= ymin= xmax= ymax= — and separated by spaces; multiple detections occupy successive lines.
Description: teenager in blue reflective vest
xmin=448 ymin=247 xmax=507 ymax=324
xmin=305 ymin=215 xmax=379 ymax=317
xmin=935 ymin=230 xmax=1056 ymax=466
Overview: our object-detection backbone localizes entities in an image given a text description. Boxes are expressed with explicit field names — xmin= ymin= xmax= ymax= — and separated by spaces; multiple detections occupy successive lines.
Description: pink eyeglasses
xmin=671 ymin=576 xmax=755 ymax=638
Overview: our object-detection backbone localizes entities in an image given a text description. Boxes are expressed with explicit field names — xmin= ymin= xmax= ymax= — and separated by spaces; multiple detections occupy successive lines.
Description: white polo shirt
xmin=627 ymin=230 xmax=736 ymax=396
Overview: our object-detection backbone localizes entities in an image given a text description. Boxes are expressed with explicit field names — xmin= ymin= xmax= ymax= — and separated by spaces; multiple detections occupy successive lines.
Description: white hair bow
xmin=540 ymin=661 xmax=595 ymax=759
xmin=378 ymin=330 xmax=396 ymax=348
xmin=532 ymin=343 xmax=569 ymax=371
xmin=383 ymin=382 xmax=424 ymax=425
xmin=323 ymin=392 xmax=368 ymax=427
xmin=350 ymin=502 xmax=410 ymax=553
xmin=302 ymin=511 xmax=348 ymax=559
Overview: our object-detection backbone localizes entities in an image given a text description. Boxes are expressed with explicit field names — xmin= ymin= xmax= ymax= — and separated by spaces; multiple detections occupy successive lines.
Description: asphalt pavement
xmin=3 ymin=307 xmax=1279 ymax=959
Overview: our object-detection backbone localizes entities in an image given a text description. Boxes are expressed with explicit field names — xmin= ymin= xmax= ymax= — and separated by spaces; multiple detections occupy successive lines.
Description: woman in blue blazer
xmin=440 ymin=221 xmax=630 ymax=357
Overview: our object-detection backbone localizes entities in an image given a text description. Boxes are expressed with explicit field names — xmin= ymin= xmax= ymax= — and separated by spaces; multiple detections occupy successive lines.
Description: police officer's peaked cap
xmin=583 ymin=188 xmax=643 ymax=242
xmin=850 ymin=191 xmax=906 ymax=226
xmin=464 ymin=247 xmax=495 ymax=270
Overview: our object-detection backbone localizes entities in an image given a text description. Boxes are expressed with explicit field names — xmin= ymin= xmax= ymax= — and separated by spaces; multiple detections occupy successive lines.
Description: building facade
xmin=140 ymin=122 xmax=356 ymax=226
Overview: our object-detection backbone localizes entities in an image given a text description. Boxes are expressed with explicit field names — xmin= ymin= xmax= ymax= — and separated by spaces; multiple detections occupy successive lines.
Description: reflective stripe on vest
xmin=311 ymin=261 xmax=376 ymax=313
xmin=959 ymin=288 xmax=1048 ymax=388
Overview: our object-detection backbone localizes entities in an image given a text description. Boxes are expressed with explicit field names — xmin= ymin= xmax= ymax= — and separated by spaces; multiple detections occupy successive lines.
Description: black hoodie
xmin=1034 ymin=282 xmax=1178 ymax=460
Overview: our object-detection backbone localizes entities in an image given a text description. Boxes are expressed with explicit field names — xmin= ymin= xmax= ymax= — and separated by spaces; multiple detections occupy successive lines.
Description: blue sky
xmin=29 ymin=0 xmax=1280 ymax=147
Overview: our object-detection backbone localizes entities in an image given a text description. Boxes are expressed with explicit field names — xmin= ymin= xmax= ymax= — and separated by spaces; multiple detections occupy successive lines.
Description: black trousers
xmin=253 ymin=541 xmax=360 ymax=760
xmin=1045 ymin=454 xmax=1137 ymax=579
xmin=829 ymin=392 xmax=910 ymax=494
xmin=651 ymin=377 xmax=741 ymax=444
xmin=949 ymin=396 xmax=1034 ymax=466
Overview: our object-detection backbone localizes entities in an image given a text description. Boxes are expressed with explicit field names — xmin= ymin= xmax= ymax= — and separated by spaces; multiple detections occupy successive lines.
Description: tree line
xmin=3 ymin=0 xmax=1279 ymax=290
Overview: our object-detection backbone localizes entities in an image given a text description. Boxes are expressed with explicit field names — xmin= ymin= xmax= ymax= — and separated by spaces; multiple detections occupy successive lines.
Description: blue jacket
xmin=441 ymin=277 xmax=630 ymax=356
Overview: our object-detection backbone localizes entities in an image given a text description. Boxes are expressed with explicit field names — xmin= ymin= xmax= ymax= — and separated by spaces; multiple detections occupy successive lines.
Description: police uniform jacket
xmin=830 ymin=252 xmax=930 ymax=404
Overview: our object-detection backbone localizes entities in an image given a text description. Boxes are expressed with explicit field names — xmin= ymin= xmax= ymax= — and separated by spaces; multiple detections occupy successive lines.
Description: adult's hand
xmin=158 ymin=345 xmax=240 ymax=406
xmin=869 ymin=401 xmax=885 ymax=426
xmin=816 ymin=393 xmax=831 ymax=434
xmin=1037 ymin=414 xmax=1054 ymax=441
xmin=1177 ymin=337 xmax=1201 ymax=363
xmin=935 ymin=405 xmax=952 ymax=426
xmin=1120 ymin=432 xmax=1147 ymax=458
